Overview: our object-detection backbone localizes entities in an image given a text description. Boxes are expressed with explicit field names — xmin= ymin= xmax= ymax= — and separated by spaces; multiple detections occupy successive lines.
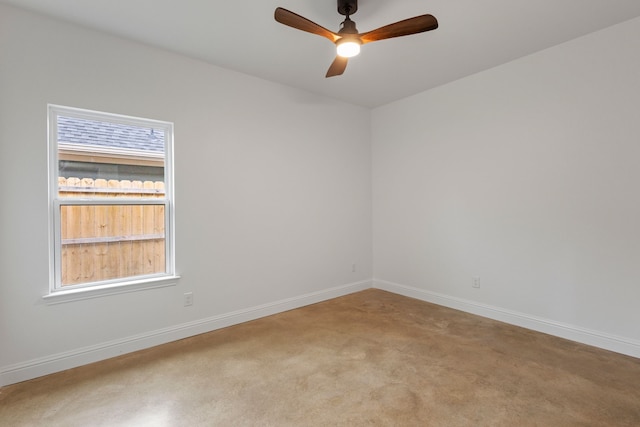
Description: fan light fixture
xmin=274 ymin=0 xmax=438 ymax=77
xmin=336 ymin=39 xmax=361 ymax=57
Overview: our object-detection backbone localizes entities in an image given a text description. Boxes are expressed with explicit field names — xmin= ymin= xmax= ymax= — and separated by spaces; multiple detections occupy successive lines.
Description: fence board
xmin=106 ymin=179 xmax=121 ymax=279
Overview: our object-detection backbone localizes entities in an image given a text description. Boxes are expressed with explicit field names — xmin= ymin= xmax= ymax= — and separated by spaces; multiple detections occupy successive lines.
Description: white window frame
xmin=45 ymin=105 xmax=178 ymax=303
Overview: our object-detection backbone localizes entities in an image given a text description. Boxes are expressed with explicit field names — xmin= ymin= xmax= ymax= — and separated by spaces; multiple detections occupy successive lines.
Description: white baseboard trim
xmin=374 ymin=279 xmax=640 ymax=359
xmin=0 ymin=279 xmax=371 ymax=387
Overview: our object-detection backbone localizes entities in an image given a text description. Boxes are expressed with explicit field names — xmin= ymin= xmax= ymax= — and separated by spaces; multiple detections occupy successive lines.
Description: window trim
xmin=46 ymin=105 xmax=178 ymax=302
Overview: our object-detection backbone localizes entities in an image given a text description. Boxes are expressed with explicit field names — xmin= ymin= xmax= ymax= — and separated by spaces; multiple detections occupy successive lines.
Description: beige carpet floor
xmin=1 ymin=289 xmax=639 ymax=426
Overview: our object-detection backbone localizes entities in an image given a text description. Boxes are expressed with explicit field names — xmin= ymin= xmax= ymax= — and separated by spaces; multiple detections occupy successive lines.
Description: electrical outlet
xmin=352 ymin=263 xmax=356 ymax=272
xmin=184 ymin=292 xmax=193 ymax=307
xmin=472 ymin=277 xmax=481 ymax=288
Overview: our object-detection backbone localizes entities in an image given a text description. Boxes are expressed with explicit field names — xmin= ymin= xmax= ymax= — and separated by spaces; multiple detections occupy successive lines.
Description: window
xmin=47 ymin=105 xmax=177 ymax=300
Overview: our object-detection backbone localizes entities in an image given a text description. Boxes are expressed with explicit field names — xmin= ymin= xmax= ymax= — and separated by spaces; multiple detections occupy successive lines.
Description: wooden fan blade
xmin=359 ymin=14 xmax=438 ymax=44
xmin=326 ymin=56 xmax=348 ymax=78
xmin=275 ymin=7 xmax=340 ymax=43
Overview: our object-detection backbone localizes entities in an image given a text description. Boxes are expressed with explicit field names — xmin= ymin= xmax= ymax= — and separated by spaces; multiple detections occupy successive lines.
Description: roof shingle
xmin=57 ymin=116 xmax=165 ymax=153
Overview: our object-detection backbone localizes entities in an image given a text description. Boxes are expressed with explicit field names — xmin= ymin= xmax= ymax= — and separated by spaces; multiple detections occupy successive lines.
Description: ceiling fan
xmin=274 ymin=0 xmax=438 ymax=78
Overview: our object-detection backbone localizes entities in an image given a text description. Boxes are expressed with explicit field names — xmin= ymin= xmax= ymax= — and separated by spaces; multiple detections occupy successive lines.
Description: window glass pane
xmin=60 ymin=204 xmax=166 ymax=286
xmin=56 ymin=115 xmax=165 ymax=198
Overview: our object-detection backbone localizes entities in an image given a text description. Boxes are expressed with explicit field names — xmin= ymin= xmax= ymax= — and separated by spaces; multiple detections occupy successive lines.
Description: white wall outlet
xmin=472 ymin=277 xmax=481 ymax=288
xmin=352 ymin=263 xmax=356 ymax=272
xmin=184 ymin=292 xmax=193 ymax=307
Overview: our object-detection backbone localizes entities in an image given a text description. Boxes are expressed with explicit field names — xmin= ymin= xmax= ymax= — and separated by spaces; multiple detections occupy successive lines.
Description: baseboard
xmin=373 ymin=279 xmax=640 ymax=359
xmin=5 ymin=277 xmax=636 ymax=387
xmin=0 ymin=279 xmax=371 ymax=387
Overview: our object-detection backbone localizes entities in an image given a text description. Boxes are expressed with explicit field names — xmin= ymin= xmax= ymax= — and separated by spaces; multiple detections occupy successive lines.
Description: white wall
xmin=0 ymin=4 xmax=372 ymax=385
xmin=372 ymin=17 xmax=640 ymax=356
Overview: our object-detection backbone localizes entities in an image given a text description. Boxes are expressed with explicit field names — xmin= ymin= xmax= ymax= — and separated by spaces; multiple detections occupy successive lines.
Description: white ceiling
xmin=3 ymin=0 xmax=640 ymax=107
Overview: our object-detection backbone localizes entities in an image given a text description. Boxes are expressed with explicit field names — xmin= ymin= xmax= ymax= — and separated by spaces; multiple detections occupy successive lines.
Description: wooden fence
xmin=58 ymin=177 xmax=166 ymax=286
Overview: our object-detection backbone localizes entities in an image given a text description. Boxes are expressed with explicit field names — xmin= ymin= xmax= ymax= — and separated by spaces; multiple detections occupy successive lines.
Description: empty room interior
xmin=1 ymin=0 xmax=640 ymax=425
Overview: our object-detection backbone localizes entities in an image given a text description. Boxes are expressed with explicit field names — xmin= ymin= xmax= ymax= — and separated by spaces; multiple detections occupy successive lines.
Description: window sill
xmin=43 ymin=275 xmax=180 ymax=305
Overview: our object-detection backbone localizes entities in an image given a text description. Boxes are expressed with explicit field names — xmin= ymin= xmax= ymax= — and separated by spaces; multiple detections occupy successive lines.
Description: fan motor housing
xmin=338 ymin=0 xmax=358 ymax=16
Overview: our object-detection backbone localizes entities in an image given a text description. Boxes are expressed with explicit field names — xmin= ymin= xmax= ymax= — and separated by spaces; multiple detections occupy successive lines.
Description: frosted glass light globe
xmin=336 ymin=41 xmax=361 ymax=58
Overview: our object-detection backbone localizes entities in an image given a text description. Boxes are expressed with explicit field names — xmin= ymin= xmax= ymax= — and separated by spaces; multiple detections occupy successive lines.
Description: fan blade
xmin=275 ymin=7 xmax=340 ymax=43
xmin=326 ymin=56 xmax=348 ymax=78
xmin=359 ymin=14 xmax=438 ymax=44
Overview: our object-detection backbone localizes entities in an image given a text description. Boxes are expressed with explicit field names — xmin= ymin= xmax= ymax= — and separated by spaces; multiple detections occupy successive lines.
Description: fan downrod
xmin=337 ymin=0 xmax=357 ymax=16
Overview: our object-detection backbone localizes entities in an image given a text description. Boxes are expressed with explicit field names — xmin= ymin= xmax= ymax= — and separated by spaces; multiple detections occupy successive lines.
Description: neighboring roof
xmin=57 ymin=116 xmax=165 ymax=153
